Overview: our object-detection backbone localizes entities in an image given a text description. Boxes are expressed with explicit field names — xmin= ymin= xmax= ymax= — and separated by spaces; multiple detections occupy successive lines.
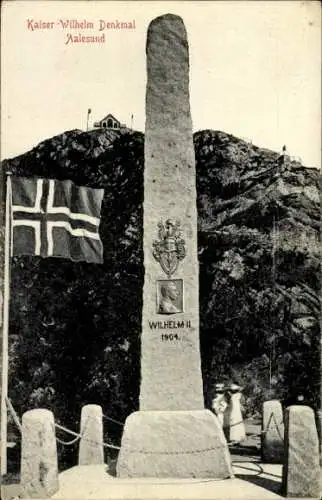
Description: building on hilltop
xmin=93 ymin=113 xmax=126 ymax=130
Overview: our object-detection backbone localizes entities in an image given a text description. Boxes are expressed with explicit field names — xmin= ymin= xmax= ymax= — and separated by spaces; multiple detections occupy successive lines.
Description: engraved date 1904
xmin=161 ymin=333 xmax=180 ymax=341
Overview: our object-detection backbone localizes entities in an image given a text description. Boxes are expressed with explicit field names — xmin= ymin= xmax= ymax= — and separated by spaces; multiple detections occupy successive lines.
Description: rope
xmin=55 ymin=422 xmax=83 ymax=436
xmin=102 ymin=413 xmax=124 ymax=427
xmin=215 ymin=409 xmax=259 ymax=430
xmin=120 ymin=444 xmax=227 ymax=455
xmin=232 ymin=460 xmax=282 ymax=480
xmin=56 ymin=434 xmax=82 ymax=446
xmin=223 ymin=419 xmax=245 ymax=430
xmin=232 ymin=461 xmax=263 ymax=477
xmin=4 ymin=399 xmax=121 ymax=450
xmin=5 ymin=397 xmax=22 ymax=434
xmin=54 ymin=422 xmax=121 ymax=450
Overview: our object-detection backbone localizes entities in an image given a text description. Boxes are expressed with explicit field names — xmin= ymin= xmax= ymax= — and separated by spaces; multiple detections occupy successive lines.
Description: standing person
xmin=225 ymin=383 xmax=246 ymax=444
xmin=211 ymin=383 xmax=228 ymax=427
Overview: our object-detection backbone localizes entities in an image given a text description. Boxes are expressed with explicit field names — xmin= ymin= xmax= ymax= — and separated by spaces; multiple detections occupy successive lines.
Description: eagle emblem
xmin=152 ymin=219 xmax=186 ymax=277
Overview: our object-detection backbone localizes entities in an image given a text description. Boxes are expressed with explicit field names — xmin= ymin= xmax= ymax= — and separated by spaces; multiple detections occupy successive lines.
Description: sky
xmin=1 ymin=0 xmax=321 ymax=168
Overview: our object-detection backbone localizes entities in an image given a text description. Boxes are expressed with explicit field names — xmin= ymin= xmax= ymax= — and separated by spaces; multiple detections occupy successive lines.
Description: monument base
xmin=116 ymin=410 xmax=233 ymax=478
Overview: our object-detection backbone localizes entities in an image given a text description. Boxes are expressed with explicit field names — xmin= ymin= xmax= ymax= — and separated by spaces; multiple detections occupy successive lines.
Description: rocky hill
xmin=194 ymin=130 xmax=320 ymax=411
xmin=1 ymin=128 xmax=320 ymax=464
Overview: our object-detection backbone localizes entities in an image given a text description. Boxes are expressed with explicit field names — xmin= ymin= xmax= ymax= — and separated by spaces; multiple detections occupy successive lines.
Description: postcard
xmin=1 ymin=1 xmax=321 ymax=499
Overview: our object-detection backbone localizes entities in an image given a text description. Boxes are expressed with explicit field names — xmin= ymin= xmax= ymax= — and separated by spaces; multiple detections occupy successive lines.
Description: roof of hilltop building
xmin=93 ymin=113 xmax=126 ymax=129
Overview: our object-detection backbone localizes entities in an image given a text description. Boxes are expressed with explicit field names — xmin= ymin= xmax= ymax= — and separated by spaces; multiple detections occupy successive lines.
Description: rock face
xmin=282 ymin=405 xmax=320 ymax=498
xmin=194 ymin=130 xmax=320 ymax=409
xmin=261 ymin=399 xmax=284 ymax=463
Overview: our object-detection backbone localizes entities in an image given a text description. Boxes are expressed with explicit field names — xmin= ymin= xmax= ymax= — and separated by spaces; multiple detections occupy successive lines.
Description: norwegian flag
xmin=11 ymin=177 xmax=104 ymax=264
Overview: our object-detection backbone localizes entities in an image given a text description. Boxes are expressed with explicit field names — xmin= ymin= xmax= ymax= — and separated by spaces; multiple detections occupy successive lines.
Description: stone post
xmin=261 ymin=399 xmax=284 ymax=463
xmin=20 ymin=409 xmax=59 ymax=498
xmin=282 ymin=406 xmax=320 ymax=498
xmin=78 ymin=404 xmax=104 ymax=465
xmin=116 ymin=13 xmax=232 ymax=479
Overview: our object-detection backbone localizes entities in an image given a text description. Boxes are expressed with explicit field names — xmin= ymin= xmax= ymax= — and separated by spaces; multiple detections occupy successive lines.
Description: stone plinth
xmin=20 ymin=409 xmax=59 ymax=498
xmin=117 ymin=410 xmax=233 ymax=478
xmin=261 ymin=400 xmax=284 ymax=463
xmin=78 ymin=404 xmax=104 ymax=465
xmin=282 ymin=405 xmax=320 ymax=498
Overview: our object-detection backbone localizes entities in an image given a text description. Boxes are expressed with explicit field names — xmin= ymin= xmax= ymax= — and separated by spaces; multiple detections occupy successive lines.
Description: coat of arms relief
xmin=152 ymin=219 xmax=186 ymax=277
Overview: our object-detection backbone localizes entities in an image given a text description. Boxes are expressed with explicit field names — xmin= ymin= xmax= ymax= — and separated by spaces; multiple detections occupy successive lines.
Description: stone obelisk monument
xmin=117 ymin=14 xmax=232 ymax=478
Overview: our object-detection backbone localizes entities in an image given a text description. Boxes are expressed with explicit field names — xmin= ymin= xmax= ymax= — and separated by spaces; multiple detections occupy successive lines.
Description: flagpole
xmin=1 ymin=173 xmax=12 ymax=476
xmin=86 ymin=108 xmax=91 ymax=132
